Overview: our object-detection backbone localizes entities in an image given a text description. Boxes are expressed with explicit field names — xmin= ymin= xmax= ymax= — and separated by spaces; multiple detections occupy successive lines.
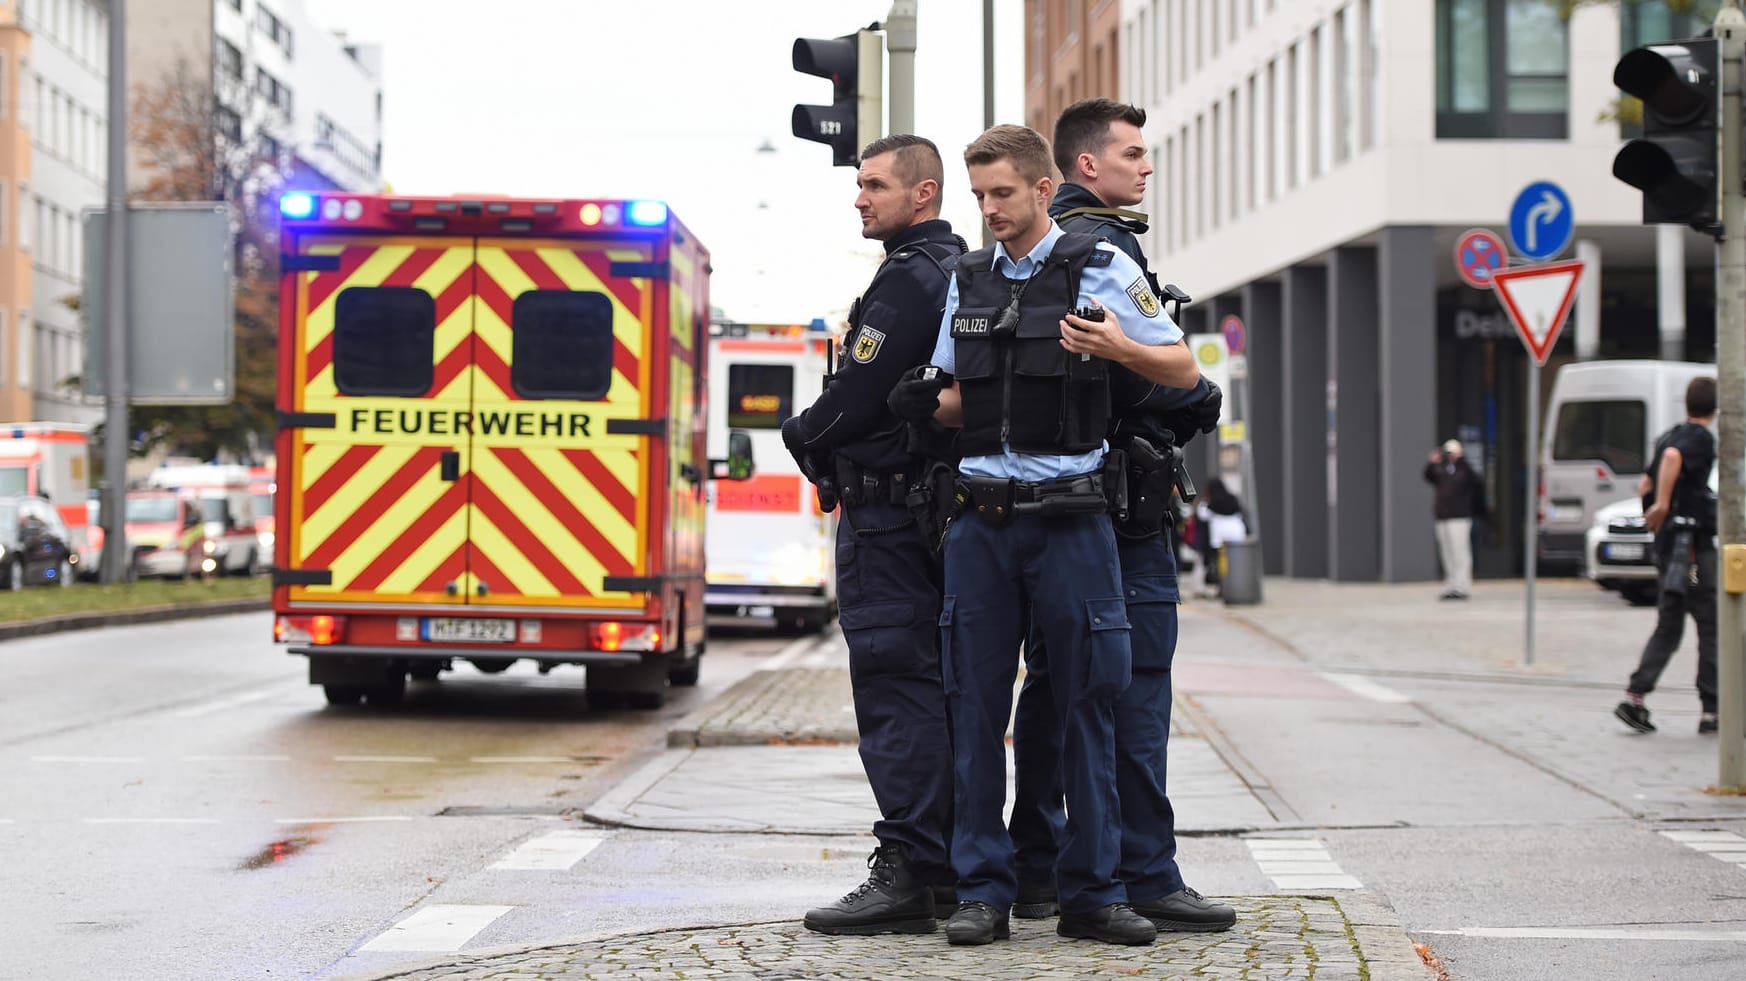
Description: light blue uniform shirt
xmin=929 ymin=220 xmax=1183 ymax=480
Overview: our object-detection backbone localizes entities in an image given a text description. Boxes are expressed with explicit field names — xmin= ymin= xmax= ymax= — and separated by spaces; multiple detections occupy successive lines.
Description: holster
xmin=907 ymin=460 xmax=962 ymax=556
xmin=1102 ymin=448 xmax=1130 ymax=523
xmin=799 ymin=451 xmax=839 ymax=513
xmin=1114 ymin=435 xmax=1173 ymax=539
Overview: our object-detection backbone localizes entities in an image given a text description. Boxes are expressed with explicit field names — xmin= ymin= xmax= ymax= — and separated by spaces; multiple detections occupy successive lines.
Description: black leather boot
xmin=803 ymin=845 xmax=936 ymax=935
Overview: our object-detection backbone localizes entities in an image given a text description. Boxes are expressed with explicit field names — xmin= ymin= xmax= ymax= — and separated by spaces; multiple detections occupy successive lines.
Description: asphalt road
xmin=0 ymin=613 xmax=809 ymax=981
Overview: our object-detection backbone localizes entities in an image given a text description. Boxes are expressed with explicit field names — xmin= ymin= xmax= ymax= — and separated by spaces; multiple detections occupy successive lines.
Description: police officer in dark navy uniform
xmin=888 ymin=124 xmax=1200 ymax=948
xmin=1003 ymin=99 xmax=1236 ymax=935
xmin=786 ymin=134 xmax=966 ymax=937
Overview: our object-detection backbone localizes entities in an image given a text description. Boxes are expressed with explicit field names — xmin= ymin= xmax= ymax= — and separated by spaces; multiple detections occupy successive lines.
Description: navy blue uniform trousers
xmin=940 ymin=507 xmax=1131 ymax=914
xmin=835 ymin=500 xmax=953 ymax=881
xmin=1009 ymin=529 xmax=1186 ymax=903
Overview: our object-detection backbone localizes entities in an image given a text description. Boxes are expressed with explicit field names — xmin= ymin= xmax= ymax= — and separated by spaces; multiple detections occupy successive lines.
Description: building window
xmin=1436 ymin=0 xmax=1568 ymax=139
xmin=215 ymin=104 xmax=242 ymax=143
xmin=256 ymin=5 xmax=294 ymax=57
xmin=1622 ymin=0 xmax=1720 ymax=48
xmin=217 ymin=38 xmax=242 ymax=83
xmin=255 ymin=67 xmax=293 ymax=117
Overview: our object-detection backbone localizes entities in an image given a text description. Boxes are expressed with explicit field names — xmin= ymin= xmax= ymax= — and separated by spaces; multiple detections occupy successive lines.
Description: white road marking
xmin=333 ymin=755 xmax=438 ymax=764
xmin=173 ymin=690 xmax=276 ymax=718
xmin=1319 ymin=672 xmax=1413 ymax=703
xmin=83 ymin=818 xmax=222 ymax=825
xmin=1246 ymin=837 xmax=1362 ymax=890
xmin=182 ymin=754 xmax=292 ymax=762
xmin=489 ymin=829 xmax=609 ymax=870
xmin=1421 ymin=927 xmax=1746 ymax=942
xmin=469 ymin=756 xmax=577 ymax=764
xmin=1661 ymin=829 xmax=1746 ymax=867
xmin=31 ymin=755 xmax=145 ymax=763
xmin=0 ymin=819 xmax=16 ymax=824
xmin=273 ymin=815 xmax=416 ymax=825
xmin=359 ymin=904 xmax=515 ymax=952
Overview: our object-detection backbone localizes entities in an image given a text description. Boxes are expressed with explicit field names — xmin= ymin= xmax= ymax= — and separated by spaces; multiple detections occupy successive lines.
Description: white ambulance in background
xmin=705 ymin=321 xmax=838 ymax=633
xmin=0 ymin=422 xmax=94 ymax=574
xmin=145 ymin=463 xmax=263 ymax=576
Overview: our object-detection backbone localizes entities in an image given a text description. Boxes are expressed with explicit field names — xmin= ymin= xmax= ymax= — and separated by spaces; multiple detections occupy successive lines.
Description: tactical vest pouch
xmin=962 ymin=476 xmax=1017 ymax=526
xmin=951 ymin=307 xmax=1001 ymax=381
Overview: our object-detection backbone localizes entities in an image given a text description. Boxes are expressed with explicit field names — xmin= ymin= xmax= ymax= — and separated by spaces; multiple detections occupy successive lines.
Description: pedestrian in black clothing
xmin=1422 ymin=438 xmax=1484 ymax=600
xmin=1616 ymin=376 xmax=1719 ymax=736
xmin=784 ymin=134 xmax=964 ymax=936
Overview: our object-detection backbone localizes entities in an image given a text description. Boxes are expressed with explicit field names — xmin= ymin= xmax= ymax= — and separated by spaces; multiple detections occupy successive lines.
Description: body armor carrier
xmin=949 ymin=233 xmax=1111 ymax=457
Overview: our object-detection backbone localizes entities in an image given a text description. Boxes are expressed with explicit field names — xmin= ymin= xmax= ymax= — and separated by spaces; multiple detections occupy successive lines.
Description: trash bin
xmin=1221 ymin=536 xmax=1264 ymax=605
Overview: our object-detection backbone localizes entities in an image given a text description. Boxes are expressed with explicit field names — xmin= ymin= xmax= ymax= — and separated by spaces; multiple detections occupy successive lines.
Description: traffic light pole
xmin=101 ymin=0 xmax=129 ymax=585
xmin=885 ymin=1 xmax=916 ymax=135
xmin=1715 ymin=2 xmax=1745 ymax=788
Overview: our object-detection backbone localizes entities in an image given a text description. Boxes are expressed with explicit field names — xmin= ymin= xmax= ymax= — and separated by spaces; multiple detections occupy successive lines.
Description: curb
xmin=0 ymin=596 xmax=271 ymax=641
xmin=666 ymin=663 xmax=858 ymax=748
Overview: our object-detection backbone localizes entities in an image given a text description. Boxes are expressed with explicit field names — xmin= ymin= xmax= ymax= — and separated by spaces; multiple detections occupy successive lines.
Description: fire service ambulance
xmin=273 ymin=192 xmax=751 ymax=709
xmin=705 ymin=321 xmax=838 ymax=633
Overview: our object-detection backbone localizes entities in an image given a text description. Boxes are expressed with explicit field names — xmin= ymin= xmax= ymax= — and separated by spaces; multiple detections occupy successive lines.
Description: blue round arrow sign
xmin=1508 ymin=181 xmax=1574 ymax=261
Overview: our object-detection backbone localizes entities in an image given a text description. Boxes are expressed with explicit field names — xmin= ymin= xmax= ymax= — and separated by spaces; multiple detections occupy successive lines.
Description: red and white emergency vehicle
xmin=705 ymin=321 xmax=838 ymax=633
xmin=273 ymin=191 xmax=749 ymax=709
xmin=0 ymin=422 xmax=93 ymax=574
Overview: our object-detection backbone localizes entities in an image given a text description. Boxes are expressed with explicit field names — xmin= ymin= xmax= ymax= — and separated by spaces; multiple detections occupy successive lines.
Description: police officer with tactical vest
xmin=887 ymin=123 xmax=1200 ymax=948
xmin=784 ymin=134 xmax=967 ymax=937
xmin=1003 ymin=98 xmax=1236 ymax=935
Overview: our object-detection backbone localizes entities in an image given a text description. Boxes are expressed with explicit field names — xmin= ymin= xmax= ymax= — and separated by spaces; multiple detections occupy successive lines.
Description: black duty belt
xmin=841 ymin=470 xmax=912 ymax=507
xmin=958 ymin=473 xmax=1107 ymax=523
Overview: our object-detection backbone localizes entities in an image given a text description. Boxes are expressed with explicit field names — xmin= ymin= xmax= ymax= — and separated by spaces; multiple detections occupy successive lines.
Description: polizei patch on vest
xmin=1127 ymin=277 xmax=1160 ymax=318
xmin=852 ymin=326 xmax=887 ymax=363
xmin=951 ymin=311 xmax=994 ymax=337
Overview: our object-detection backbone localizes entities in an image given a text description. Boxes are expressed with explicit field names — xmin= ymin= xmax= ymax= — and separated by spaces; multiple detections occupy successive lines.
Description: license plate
xmin=1548 ymin=502 xmax=1584 ymax=522
xmin=423 ymin=618 xmax=516 ymax=643
xmin=1603 ymin=543 xmax=1646 ymax=561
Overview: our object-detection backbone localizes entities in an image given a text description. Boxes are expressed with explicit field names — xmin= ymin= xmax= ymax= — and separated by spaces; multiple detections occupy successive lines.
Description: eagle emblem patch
xmin=852 ymin=326 xmax=887 ymax=363
xmin=1127 ymin=277 xmax=1160 ymax=318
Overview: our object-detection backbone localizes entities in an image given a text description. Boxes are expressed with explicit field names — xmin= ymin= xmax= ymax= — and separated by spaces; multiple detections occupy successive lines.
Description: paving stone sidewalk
xmin=346 ymin=892 xmax=1427 ymax=981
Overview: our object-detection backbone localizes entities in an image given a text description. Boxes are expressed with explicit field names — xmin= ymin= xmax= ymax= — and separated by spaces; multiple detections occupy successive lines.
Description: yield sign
xmin=1492 ymin=259 xmax=1584 ymax=365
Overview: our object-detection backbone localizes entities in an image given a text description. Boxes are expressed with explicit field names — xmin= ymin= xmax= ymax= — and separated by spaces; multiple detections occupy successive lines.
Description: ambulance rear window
xmin=333 ymin=287 xmax=436 ymax=396
xmin=511 ymin=290 xmax=615 ymax=400
xmin=727 ymin=364 xmax=793 ymax=429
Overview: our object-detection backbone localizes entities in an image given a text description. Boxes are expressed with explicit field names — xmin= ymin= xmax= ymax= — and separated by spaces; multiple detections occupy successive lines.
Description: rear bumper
xmin=705 ymin=584 xmax=833 ymax=615
xmin=287 ymin=643 xmax=645 ymax=666
xmin=1537 ymin=530 xmax=1587 ymax=564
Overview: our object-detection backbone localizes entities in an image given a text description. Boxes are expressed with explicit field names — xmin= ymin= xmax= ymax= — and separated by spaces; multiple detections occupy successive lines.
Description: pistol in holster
xmin=797 ymin=450 xmax=839 ymax=513
xmin=1114 ymin=435 xmax=1174 ymax=539
xmin=906 ymin=460 xmax=962 ymax=556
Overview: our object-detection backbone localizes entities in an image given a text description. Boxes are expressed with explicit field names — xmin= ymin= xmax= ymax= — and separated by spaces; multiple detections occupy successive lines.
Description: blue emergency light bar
xmin=280 ymin=193 xmax=316 ymax=219
xmin=628 ymin=200 xmax=669 ymax=226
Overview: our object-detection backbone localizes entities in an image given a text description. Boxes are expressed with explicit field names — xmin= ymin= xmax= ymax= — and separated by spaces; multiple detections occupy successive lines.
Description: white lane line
xmin=31 ymin=755 xmax=145 ymax=763
xmin=359 ymin=904 xmax=515 ymax=952
xmin=182 ymin=754 xmax=292 ymax=762
xmin=273 ymin=815 xmax=416 ymax=825
xmin=489 ymin=829 xmax=609 ymax=870
xmin=1246 ymin=837 xmax=1363 ymax=890
xmin=1421 ymin=927 xmax=1746 ymax=942
xmin=173 ymin=690 xmax=276 ymax=718
xmin=84 ymin=818 xmax=222 ymax=825
xmin=1660 ymin=829 xmax=1746 ymax=867
xmin=0 ymin=819 xmax=16 ymax=824
xmin=469 ymin=756 xmax=576 ymax=764
xmin=1319 ymin=672 xmax=1413 ymax=704
xmin=333 ymin=755 xmax=438 ymax=764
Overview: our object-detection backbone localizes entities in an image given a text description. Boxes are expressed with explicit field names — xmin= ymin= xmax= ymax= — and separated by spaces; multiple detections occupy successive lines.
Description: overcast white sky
xmin=303 ymin=0 xmax=1026 ymax=324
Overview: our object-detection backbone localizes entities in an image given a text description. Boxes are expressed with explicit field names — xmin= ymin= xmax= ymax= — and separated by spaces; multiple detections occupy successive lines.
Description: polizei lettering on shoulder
xmin=349 ymin=408 xmax=593 ymax=437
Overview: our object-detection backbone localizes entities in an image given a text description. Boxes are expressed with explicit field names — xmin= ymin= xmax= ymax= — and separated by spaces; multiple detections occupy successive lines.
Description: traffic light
xmin=791 ymin=30 xmax=883 ymax=166
xmin=1612 ymin=37 xmax=1719 ymax=232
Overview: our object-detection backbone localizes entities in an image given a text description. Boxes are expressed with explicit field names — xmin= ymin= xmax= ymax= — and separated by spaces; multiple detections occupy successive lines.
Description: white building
xmin=131 ymin=0 xmax=382 ymax=194
xmin=16 ymin=0 xmax=108 ymax=424
xmin=1117 ymin=0 xmax=1718 ymax=581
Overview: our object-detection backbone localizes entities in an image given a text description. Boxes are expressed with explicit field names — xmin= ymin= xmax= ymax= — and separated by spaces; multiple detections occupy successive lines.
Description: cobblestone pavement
xmin=347 ymin=894 xmax=1425 ymax=981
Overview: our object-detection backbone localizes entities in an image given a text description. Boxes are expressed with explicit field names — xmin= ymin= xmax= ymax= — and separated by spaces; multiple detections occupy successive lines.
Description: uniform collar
xmin=883 ymin=218 xmax=952 ymax=257
xmin=992 ymin=220 xmax=1063 ymax=277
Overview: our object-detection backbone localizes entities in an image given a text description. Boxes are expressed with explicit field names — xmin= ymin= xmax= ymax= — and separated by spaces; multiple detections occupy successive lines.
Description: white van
xmin=1539 ymin=360 xmax=1713 ymax=568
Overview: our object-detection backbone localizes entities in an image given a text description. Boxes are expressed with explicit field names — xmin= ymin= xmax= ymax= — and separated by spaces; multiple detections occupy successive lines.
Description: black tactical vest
xmin=949 ymin=233 xmax=1111 ymax=456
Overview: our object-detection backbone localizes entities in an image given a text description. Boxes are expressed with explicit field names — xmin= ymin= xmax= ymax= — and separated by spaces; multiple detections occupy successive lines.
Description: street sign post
xmin=1507 ymin=181 xmax=1575 ymax=261
xmin=1454 ymin=228 xmax=1508 ymax=289
xmin=1492 ymin=259 xmax=1586 ymax=668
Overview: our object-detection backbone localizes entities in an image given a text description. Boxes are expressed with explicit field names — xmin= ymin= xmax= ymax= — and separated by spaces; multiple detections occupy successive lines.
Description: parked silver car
xmin=1584 ymin=496 xmax=1656 ymax=606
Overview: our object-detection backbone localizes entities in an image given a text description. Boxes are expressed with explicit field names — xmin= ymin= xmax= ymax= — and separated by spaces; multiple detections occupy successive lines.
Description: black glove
xmin=1192 ymin=379 xmax=1223 ymax=434
xmin=780 ymin=415 xmax=811 ymax=472
xmin=887 ymin=365 xmax=949 ymax=423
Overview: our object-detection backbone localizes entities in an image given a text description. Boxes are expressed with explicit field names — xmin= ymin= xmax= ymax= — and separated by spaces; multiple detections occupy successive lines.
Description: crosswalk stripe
xmin=1660 ymin=829 xmax=1746 ymax=868
xmin=1319 ymin=672 xmax=1413 ymax=703
xmin=359 ymin=904 xmax=516 ymax=952
xmin=489 ymin=829 xmax=609 ymax=870
xmin=1246 ymin=837 xmax=1363 ymax=890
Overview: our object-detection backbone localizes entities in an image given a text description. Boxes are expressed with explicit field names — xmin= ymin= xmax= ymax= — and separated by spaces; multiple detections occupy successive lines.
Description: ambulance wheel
xmin=364 ymin=673 xmax=406 ymax=706
xmin=470 ymin=658 xmax=514 ymax=674
xmin=323 ymin=685 xmax=366 ymax=706
xmin=668 ymin=660 xmax=701 ymax=687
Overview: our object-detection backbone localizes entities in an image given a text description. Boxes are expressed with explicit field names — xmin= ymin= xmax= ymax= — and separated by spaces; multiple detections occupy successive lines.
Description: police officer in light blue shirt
xmin=886 ymin=124 xmax=1197 ymax=949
